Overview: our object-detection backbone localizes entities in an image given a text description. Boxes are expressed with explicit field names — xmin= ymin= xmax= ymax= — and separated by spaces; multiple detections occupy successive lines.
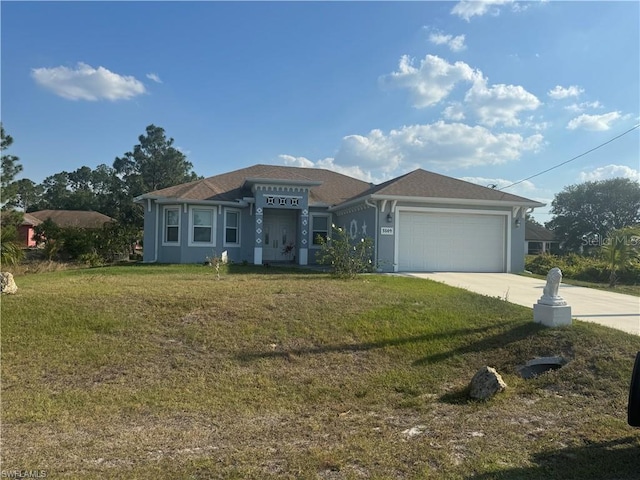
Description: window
xmin=224 ymin=209 xmax=240 ymax=246
xmin=311 ymin=215 xmax=329 ymax=246
xmin=164 ymin=207 xmax=180 ymax=244
xmin=190 ymin=207 xmax=215 ymax=246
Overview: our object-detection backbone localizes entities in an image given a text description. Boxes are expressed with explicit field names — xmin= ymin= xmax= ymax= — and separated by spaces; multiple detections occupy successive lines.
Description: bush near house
xmin=526 ymin=253 xmax=640 ymax=285
xmin=32 ymin=219 xmax=139 ymax=264
xmin=315 ymin=225 xmax=375 ymax=278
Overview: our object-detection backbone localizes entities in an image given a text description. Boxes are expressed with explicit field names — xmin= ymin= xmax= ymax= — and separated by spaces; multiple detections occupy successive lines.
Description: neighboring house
xmin=18 ymin=213 xmax=43 ymax=247
xmin=28 ymin=209 xmax=115 ymax=229
xmin=135 ymin=164 xmax=544 ymax=273
xmin=525 ymin=221 xmax=559 ymax=255
xmin=3 ymin=210 xmax=114 ymax=248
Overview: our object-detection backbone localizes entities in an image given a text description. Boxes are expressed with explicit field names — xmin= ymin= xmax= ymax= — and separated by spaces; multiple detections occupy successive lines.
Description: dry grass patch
xmin=2 ymin=265 xmax=640 ymax=479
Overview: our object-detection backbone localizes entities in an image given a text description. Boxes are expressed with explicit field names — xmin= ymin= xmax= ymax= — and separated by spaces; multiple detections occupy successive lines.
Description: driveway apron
xmin=404 ymin=272 xmax=640 ymax=336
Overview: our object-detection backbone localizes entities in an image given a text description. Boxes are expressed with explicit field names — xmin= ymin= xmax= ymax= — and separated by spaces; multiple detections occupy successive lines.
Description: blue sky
xmin=2 ymin=0 xmax=639 ymax=222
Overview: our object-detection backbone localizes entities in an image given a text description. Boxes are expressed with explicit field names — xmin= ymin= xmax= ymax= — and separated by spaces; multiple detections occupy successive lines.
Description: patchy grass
xmin=2 ymin=265 xmax=640 ymax=479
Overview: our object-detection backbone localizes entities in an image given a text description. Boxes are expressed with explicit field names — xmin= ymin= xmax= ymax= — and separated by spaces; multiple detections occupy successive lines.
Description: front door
xmin=263 ymin=211 xmax=297 ymax=262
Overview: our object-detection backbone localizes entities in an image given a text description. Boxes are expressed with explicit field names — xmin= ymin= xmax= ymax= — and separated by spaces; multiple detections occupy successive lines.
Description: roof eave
xmin=369 ymin=194 xmax=545 ymax=208
xmin=134 ymin=195 xmax=248 ymax=207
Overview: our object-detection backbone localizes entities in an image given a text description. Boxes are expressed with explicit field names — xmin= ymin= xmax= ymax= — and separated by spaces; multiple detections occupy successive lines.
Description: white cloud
xmin=335 ymin=129 xmax=405 ymax=174
xmin=280 ymin=122 xmax=545 ymax=186
xmin=464 ymin=77 xmax=541 ymax=127
xmin=566 ymin=111 xmax=622 ymax=131
xmin=564 ymin=101 xmax=603 ymax=113
xmin=31 ymin=62 xmax=146 ymax=101
xmin=280 ymin=154 xmax=375 ymax=183
xmin=146 ymin=73 xmax=162 ymax=83
xmin=428 ymin=32 xmax=467 ymax=52
xmin=451 ymin=0 xmax=514 ymax=21
xmin=548 ymin=85 xmax=584 ymax=99
xmin=442 ymin=102 xmax=466 ymax=121
xmin=282 ymin=121 xmax=544 ymax=182
xmin=280 ymin=154 xmax=315 ymax=168
xmin=382 ymin=54 xmax=480 ymax=108
xmin=578 ymin=164 xmax=640 ymax=182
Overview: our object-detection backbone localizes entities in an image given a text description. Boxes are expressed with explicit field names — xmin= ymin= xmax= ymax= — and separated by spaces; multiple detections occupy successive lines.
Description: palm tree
xmin=601 ymin=226 xmax=640 ymax=287
xmin=0 ymin=224 xmax=25 ymax=268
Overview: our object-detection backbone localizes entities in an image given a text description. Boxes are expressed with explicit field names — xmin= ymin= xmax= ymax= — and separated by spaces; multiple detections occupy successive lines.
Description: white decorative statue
xmin=537 ymin=267 xmax=567 ymax=306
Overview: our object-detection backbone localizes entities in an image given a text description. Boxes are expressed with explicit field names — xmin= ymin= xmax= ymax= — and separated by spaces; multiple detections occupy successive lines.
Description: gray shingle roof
xmin=138 ymin=164 xmax=373 ymax=206
xmin=350 ymin=169 xmax=540 ymax=204
xmin=21 ymin=213 xmax=43 ymax=226
xmin=29 ymin=210 xmax=114 ymax=228
xmin=137 ymin=164 xmax=543 ymax=207
xmin=525 ymin=221 xmax=557 ymax=242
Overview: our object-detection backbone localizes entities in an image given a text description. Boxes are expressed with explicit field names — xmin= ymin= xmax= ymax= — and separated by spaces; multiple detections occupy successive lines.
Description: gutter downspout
xmin=365 ymin=200 xmax=378 ymax=270
xmin=143 ymin=203 xmax=159 ymax=263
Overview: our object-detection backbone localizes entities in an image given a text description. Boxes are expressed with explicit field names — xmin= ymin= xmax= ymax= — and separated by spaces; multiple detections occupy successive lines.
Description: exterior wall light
xmin=515 ymin=218 xmax=521 ymax=228
xmin=386 ymin=213 xmax=393 ymax=223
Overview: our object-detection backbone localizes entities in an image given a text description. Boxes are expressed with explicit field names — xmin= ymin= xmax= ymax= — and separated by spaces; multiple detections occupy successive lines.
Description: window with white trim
xmin=163 ymin=207 xmax=180 ymax=245
xmin=224 ymin=209 xmax=240 ymax=246
xmin=189 ymin=207 xmax=215 ymax=246
xmin=311 ymin=215 xmax=329 ymax=246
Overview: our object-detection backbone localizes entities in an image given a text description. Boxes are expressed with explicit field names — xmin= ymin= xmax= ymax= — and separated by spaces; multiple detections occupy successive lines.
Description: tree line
xmin=0 ymin=124 xmax=200 ymax=265
xmin=1 ymin=123 xmax=200 ymax=227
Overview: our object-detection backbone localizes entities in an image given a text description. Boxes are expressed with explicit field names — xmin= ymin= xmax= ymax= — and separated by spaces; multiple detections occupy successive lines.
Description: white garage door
xmin=398 ymin=211 xmax=506 ymax=272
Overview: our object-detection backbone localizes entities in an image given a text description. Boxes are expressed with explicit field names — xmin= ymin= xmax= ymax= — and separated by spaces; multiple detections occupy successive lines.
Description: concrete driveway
xmin=404 ymin=272 xmax=640 ymax=336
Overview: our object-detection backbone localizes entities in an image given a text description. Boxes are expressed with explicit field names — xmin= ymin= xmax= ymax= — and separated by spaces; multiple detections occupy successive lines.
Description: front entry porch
xmin=262 ymin=210 xmax=297 ymax=263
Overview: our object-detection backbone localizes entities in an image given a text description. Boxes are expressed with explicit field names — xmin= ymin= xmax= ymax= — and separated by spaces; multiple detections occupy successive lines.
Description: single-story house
xmin=525 ymin=221 xmax=559 ymax=255
xmin=17 ymin=212 xmax=43 ymax=247
xmin=135 ymin=164 xmax=544 ymax=273
xmin=28 ymin=209 xmax=115 ymax=229
xmin=17 ymin=210 xmax=115 ymax=247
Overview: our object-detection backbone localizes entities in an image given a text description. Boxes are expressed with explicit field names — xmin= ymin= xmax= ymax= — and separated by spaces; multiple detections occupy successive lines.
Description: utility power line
xmin=499 ymin=123 xmax=640 ymax=191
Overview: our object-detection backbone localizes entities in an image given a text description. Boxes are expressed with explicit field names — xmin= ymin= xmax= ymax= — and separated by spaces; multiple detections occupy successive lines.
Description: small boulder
xmin=0 ymin=272 xmax=18 ymax=294
xmin=469 ymin=366 xmax=507 ymax=400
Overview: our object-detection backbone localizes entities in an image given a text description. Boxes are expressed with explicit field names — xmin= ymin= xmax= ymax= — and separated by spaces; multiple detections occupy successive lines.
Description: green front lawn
xmin=2 ymin=265 xmax=639 ymax=479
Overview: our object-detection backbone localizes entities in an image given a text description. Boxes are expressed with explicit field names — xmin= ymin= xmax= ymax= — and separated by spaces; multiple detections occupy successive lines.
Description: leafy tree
xmin=1 ymin=124 xmax=23 ymax=207
xmin=32 ymin=218 xmax=62 ymax=260
xmin=34 ymin=172 xmax=72 ymax=211
xmin=600 ymin=226 xmax=640 ymax=287
xmin=547 ymin=178 xmax=640 ymax=252
xmin=113 ymin=124 xmax=200 ymax=197
xmin=525 ymin=213 xmax=543 ymax=228
xmin=316 ymin=226 xmax=375 ymax=278
xmin=6 ymin=179 xmax=43 ymax=211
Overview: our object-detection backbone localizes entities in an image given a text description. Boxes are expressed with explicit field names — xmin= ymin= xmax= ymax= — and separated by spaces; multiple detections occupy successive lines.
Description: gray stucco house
xmin=135 ymin=164 xmax=544 ymax=273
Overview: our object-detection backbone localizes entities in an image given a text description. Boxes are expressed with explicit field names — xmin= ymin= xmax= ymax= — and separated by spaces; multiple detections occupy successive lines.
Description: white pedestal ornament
xmin=533 ymin=267 xmax=572 ymax=327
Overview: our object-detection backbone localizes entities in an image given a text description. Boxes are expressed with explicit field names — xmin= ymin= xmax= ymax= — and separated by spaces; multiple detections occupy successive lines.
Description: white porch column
xmin=254 ymin=247 xmax=263 ymax=265
xmin=254 ymin=206 xmax=264 ymax=265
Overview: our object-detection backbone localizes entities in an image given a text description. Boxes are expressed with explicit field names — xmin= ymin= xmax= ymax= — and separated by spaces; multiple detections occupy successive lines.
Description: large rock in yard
xmin=0 ymin=272 xmax=18 ymax=294
xmin=469 ymin=366 xmax=507 ymax=400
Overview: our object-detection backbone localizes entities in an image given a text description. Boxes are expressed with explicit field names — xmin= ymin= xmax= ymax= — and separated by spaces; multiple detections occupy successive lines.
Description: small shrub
xmin=316 ymin=226 xmax=374 ymax=278
xmin=78 ymin=252 xmax=105 ymax=267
